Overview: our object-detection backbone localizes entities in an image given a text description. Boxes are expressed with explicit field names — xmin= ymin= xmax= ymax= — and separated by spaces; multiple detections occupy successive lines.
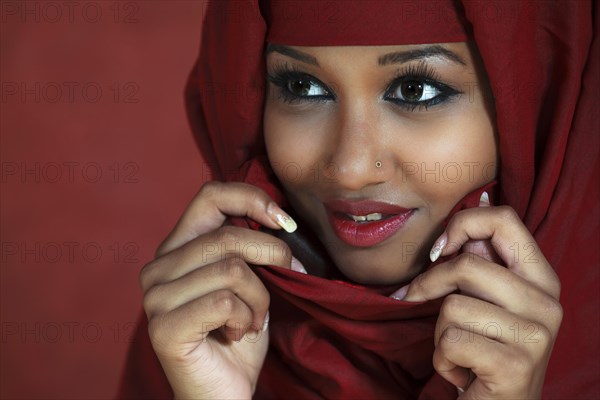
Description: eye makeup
xmin=266 ymin=62 xmax=333 ymax=104
xmin=383 ymin=62 xmax=462 ymax=111
xmin=266 ymin=60 xmax=462 ymax=111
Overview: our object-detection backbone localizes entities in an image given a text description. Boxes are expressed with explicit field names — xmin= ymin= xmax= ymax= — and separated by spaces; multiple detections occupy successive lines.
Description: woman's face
xmin=264 ymin=43 xmax=497 ymax=285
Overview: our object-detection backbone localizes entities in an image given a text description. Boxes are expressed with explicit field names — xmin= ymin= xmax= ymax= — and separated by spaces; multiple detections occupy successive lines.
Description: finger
xmin=431 ymin=205 xmax=559 ymax=298
xmin=434 ymin=294 xmax=558 ymax=348
xmin=157 ymin=181 xmax=297 ymax=257
xmin=461 ymin=239 xmax=502 ymax=264
xmin=142 ymin=226 xmax=293 ymax=289
xmin=458 ymin=192 xmax=501 ymax=264
xmin=432 ymin=324 xmax=482 ymax=390
xmin=148 ymin=289 xmax=256 ymax=358
xmin=433 ymin=329 xmax=527 ymax=399
xmin=144 ymin=257 xmax=270 ymax=329
xmin=398 ymin=253 xmax=562 ymax=325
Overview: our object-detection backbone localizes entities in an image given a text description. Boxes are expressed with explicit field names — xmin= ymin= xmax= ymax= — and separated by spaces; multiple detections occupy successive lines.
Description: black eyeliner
xmin=266 ymin=62 xmax=334 ymax=104
xmin=266 ymin=61 xmax=462 ymax=110
xmin=384 ymin=62 xmax=462 ymax=111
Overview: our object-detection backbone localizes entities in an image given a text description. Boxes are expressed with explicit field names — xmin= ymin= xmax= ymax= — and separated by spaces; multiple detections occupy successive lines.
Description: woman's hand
xmin=140 ymin=182 xmax=299 ymax=399
xmin=394 ymin=193 xmax=562 ymax=399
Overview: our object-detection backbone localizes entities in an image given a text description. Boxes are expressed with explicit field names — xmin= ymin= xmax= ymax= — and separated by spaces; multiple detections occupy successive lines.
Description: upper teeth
xmin=350 ymin=213 xmax=383 ymax=222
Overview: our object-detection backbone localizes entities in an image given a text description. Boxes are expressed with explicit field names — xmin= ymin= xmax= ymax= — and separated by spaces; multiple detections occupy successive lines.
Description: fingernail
xmin=262 ymin=311 xmax=270 ymax=332
xmin=290 ymin=256 xmax=307 ymax=274
xmin=390 ymin=285 xmax=409 ymax=301
xmin=267 ymin=203 xmax=298 ymax=233
xmin=430 ymin=232 xmax=447 ymax=262
xmin=479 ymin=191 xmax=490 ymax=207
xmin=276 ymin=213 xmax=298 ymax=233
xmin=456 ymin=386 xmax=465 ymax=394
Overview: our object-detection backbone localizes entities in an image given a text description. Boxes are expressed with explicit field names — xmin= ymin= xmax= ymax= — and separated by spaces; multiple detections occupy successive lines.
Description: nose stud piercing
xmin=375 ymin=161 xmax=382 ymax=168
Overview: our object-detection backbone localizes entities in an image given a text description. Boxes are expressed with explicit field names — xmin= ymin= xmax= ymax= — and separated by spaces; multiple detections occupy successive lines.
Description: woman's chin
xmin=332 ymin=256 xmax=422 ymax=286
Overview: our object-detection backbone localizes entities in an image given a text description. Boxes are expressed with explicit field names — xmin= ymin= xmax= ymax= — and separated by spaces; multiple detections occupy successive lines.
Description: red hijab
xmin=119 ymin=1 xmax=598 ymax=398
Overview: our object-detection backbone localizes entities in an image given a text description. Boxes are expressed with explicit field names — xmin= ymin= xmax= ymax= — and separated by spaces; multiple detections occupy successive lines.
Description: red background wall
xmin=1 ymin=2 xmax=209 ymax=398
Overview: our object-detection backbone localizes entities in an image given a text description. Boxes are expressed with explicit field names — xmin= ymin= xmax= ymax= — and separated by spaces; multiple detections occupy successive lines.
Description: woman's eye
xmin=391 ymin=80 xmax=440 ymax=102
xmin=287 ymin=79 xmax=328 ymax=97
xmin=266 ymin=69 xmax=332 ymax=103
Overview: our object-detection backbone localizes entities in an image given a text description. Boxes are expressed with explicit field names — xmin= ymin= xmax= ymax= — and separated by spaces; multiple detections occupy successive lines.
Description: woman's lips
xmin=324 ymin=200 xmax=416 ymax=247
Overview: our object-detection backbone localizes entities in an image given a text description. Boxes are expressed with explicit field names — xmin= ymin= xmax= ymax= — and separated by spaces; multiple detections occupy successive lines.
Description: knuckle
xmin=259 ymin=289 xmax=271 ymax=311
xmin=438 ymin=324 xmax=461 ymax=348
xmin=450 ymin=208 xmax=470 ymax=224
xmin=452 ymin=252 xmax=478 ymax=274
xmin=532 ymin=323 xmax=554 ymax=345
xmin=543 ymin=294 xmax=562 ymax=314
xmin=409 ymin=273 xmax=428 ymax=296
xmin=219 ymin=257 xmax=249 ymax=282
xmin=554 ymin=277 xmax=562 ymax=296
xmin=139 ymin=260 xmax=158 ymax=291
xmin=212 ymin=291 xmax=237 ymax=315
xmin=251 ymin=280 xmax=271 ymax=312
xmin=552 ymin=300 xmax=564 ymax=325
xmin=445 ymin=208 xmax=474 ymax=234
xmin=142 ymin=287 xmax=155 ymax=312
xmin=494 ymin=205 xmax=520 ymax=223
xmin=154 ymin=238 xmax=173 ymax=259
xmin=198 ymin=180 xmax=222 ymax=198
xmin=142 ymin=285 xmax=165 ymax=316
xmin=214 ymin=225 xmax=240 ymax=245
xmin=548 ymin=276 xmax=561 ymax=300
xmin=440 ymin=294 xmax=463 ymax=317
xmin=245 ymin=186 xmax=268 ymax=206
xmin=543 ymin=297 xmax=564 ymax=329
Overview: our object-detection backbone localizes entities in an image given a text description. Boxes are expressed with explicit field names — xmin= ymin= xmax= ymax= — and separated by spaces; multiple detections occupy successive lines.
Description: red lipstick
xmin=324 ymin=200 xmax=416 ymax=247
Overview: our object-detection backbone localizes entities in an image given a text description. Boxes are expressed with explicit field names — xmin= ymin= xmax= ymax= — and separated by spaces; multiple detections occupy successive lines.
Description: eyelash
xmin=266 ymin=62 xmax=462 ymax=112
xmin=267 ymin=63 xmax=332 ymax=104
xmin=386 ymin=63 xmax=461 ymax=111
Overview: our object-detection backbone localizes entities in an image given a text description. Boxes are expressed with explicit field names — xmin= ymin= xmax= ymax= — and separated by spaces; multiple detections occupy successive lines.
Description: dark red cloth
xmin=118 ymin=1 xmax=599 ymax=399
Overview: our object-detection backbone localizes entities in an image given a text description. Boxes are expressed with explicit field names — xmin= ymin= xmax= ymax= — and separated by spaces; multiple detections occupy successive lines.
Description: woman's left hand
xmin=396 ymin=197 xmax=562 ymax=399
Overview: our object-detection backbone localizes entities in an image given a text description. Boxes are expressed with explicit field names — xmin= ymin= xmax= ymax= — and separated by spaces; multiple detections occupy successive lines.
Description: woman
xmin=120 ymin=1 xmax=598 ymax=399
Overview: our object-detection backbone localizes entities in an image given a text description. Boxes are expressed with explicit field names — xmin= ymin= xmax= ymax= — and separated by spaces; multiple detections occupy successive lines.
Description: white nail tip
xmin=479 ymin=191 xmax=490 ymax=206
xmin=430 ymin=247 xmax=442 ymax=262
xmin=262 ymin=311 xmax=270 ymax=332
xmin=290 ymin=256 xmax=307 ymax=274
xmin=390 ymin=285 xmax=408 ymax=301
xmin=429 ymin=236 xmax=447 ymax=262
xmin=276 ymin=213 xmax=298 ymax=233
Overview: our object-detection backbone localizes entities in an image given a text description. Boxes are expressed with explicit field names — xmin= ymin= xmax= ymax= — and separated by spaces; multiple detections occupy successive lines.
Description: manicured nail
xmin=290 ymin=256 xmax=307 ymax=274
xmin=262 ymin=311 xmax=270 ymax=332
xmin=276 ymin=213 xmax=297 ymax=233
xmin=479 ymin=191 xmax=490 ymax=207
xmin=267 ymin=203 xmax=297 ymax=233
xmin=430 ymin=232 xmax=447 ymax=262
xmin=390 ymin=285 xmax=409 ymax=301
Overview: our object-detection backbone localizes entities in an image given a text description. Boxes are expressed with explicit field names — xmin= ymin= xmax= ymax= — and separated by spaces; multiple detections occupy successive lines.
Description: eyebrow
xmin=378 ymin=45 xmax=466 ymax=66
xmin=265 ymin=44 xmax=466 ymax=67
xmin=265 ymin=44 xmax=319 ymax=66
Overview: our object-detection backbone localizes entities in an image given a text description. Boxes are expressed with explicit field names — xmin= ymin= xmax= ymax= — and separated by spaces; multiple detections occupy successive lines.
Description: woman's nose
xmin=324 ymin=104 xmax=393 ymax=191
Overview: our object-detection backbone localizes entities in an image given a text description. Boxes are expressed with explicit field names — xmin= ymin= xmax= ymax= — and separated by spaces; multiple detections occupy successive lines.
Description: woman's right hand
xmin=140 ymin=182 xmax=299 ymax=399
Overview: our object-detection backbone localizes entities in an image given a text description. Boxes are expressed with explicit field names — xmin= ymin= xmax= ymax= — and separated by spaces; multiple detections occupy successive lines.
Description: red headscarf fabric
xmin=119 ymin=1 xmax=599 ymax=399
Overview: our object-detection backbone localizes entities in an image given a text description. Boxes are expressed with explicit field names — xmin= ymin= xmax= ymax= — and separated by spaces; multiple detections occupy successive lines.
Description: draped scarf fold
xmin=118 ymin=1 xmax=599 ymax=399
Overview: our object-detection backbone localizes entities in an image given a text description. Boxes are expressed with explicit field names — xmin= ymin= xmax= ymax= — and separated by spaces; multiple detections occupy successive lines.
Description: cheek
xmin=398 ymin=110 xmax=497 ymax=214
xmin=264 ymin=104 xmax=328 ymax=191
